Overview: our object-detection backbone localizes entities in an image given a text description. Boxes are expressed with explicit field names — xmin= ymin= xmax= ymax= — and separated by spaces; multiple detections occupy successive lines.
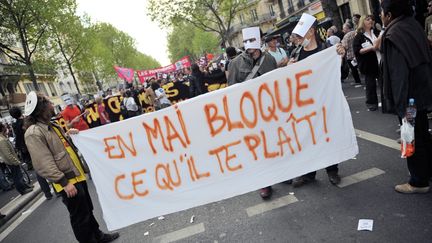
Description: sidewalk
xmin=0 ymin=182 xmax=42 ymax=227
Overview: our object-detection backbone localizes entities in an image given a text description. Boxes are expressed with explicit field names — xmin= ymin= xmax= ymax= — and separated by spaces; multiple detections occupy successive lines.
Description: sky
xmin=76 ymin=0 xmax=170 ymax=66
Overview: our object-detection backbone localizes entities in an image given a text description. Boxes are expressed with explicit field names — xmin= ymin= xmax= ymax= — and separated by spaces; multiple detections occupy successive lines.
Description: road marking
xmin=346 ymin=96 xmax=365 ymax=100
xmin=0 ymin=183 xmax=40 ymax=214
xmin=0 ymin=196 xmax=45 ymax=242
xmin=355 ymin=129 xmax=399 ymax=150
xmin=154 ymin=223 xmax=205 ymax=243
xmin=338 ymin=168 xmax=385 ymax=188
xmin=246 ymin=195 xmax=298 ymax=217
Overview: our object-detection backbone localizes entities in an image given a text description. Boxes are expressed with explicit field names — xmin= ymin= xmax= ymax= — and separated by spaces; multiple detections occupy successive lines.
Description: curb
xmin=0 ymin=183 xmax=42 ymax=227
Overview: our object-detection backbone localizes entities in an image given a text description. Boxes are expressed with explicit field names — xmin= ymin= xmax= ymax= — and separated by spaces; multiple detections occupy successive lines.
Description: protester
xmin=24 ymin=92 xmax=120 ymax=243
xmin=151 ymin=82 xmax=171 ymax=110
xmin=341 ymin=22 xmax=362 ymax=85
xmin=9 ymin=107 xmax=53 ymax=199
xmin=330 ymin=25 xmax=344 ymax=40
xmin=225 ymin=46 xmax=238 ymax=75
xmin=426 ymin=0 xmax=432 ymax=46
xmin=265 ymin=34 xmax=289 ymax=67
xmin=380 ymin=0 xmax=432 ymax=193
xmin=326 ymin=27 xmax=341 ymax=46
xmin=289 ymin=13 xmax=346 ymax=187
xmin=352 ymin=14 xmax=361 ymax=29
xmin=95 ymin=97 xmax=110 ymax=125
xmin=227 ymin=26 xmax=277 ymax=199
xmin=0 ymin=123 xmax=32 ymax=195
xmin=61 ymin=94 xmax=89 ymax=131
xmin=145 ymin=79 xmax=158 ymax=109
xmin=227 ymin=27 xmax=277 ymax=87
xmin=123 ymin=90 xmax=139 ymax=118
xmin=353 ymin=15 xmax=380 ymax=111
xmin=189 ymin=63 xmax=208 ymax=98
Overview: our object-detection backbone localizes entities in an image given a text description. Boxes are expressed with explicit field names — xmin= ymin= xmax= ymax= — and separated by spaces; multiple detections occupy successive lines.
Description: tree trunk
xmin=277 ymin=0 xmax=286 ymax=19
xmin=27 ymin=63 xmax=40 ymax=91
xmin=321 ymin=0 xmax=343 ymax=30
xmin=66 ymin=61 xmax=81 ymax=95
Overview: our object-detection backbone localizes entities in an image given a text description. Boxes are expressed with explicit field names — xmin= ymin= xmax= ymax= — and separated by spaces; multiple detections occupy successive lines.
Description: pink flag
xmin=114 ymin=66 xmax=134 ymax=83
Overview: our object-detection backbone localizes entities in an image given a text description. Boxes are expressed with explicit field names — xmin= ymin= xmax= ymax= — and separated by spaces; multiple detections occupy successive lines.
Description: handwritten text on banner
xmin=72 ymin=46 xmax=358 ymax=230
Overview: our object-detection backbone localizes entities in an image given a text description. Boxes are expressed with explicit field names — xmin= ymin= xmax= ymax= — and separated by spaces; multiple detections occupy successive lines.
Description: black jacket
xmin=353 ymin=32 xmax=379 ymax=76
xmin=381 ymin=16 xmax=432 ymax=117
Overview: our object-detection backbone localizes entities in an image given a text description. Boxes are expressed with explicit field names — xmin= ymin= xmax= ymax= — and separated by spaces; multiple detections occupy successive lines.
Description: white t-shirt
xmin=327 ymin=35 xmax=341 ymax=46
xmin=124 ymin=97 xmax=138 ymax=111
xmin=268 ymin=47 xmax=287 ymax=64
xmin=155 ymin=88 xmax=171 ymax=105
xmin=363 ymin=31 xmax=381 ymax=63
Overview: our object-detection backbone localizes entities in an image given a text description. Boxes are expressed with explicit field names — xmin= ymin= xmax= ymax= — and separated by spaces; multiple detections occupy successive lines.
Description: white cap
xmin=292 ymin=13 xmax=317 ymax=38
xmin=242 ymin=27 xmax=261 ymax=50
xmin=61 ymin=94 xmax=74 ymax=106
xmin=24 ymin=91 xmax=38 ymax=116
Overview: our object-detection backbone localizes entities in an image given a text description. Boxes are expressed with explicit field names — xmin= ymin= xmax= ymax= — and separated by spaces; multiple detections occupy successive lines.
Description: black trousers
xmin=9 ymin=165 xmax=27 ymax=194
xmin=305 ymin=164 xmax=339 ymax=178
xmin=61 ymin=181 xmax=101 ymax=243
xmin=407 ymin=111 xmax=432 ymax=187
xmin=36 ymin=173 xmax=52 ymax=197
xmin=365 ymin=74 xmax=378 ymax=107
xmin=347 ymin=60 xmax=361 ymax=84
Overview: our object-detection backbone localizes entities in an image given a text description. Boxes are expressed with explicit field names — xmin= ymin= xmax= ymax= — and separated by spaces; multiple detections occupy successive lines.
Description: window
xmin=250 ymin=9 xmax=258 ymax=22
xmin=269 ymin=5 xmax=275 ymax=16
xmin=48 ymin=83 xmax=58 ymax=96
xmin=297 ymin=0 xmax=305 ymax=9
xmin=287 ymin=0 xmax=294 ymax=13
xmin=24 ymin=83 xmax=36 ymax=93
xmin=38 ymin=83 xmax=48 ymax=96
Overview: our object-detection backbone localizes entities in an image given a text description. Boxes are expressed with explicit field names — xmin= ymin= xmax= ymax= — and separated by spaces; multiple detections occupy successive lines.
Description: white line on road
xmin=337 ymin=168 xmax=385 ymax=188
xmin=346 ymin=96 xmax=366 ymax=100
xmin=0 ymin=196 xmax=46 ymax=242
xmin=355 ymin=129 xmax=399 ymax=150
xmin=154 ymin=223 xmax=205 ymax=243
xmin=246 ymin=195 xmax=298 ymax=217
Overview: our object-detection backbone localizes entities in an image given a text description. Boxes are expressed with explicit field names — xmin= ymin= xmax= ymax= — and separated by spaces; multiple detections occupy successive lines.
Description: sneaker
xmin=292 ymin=175 xmax=315 ymax=188
xmin=395 ymin=183 xmax=429 ymax=194
xmin=259 ymin=186 xmax=272 ymax=200
xmin=327 ymin=172 xmax=341 ymax=185
xmin=45 ymin=194 xmax=53 ymax=200
xmin=97 ymin=232 xmax=120 ymax=243
xmin=0 ymin=213 xmax=5 ymax=220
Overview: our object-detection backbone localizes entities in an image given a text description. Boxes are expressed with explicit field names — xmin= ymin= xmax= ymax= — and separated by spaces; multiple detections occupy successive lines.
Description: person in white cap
xmin=23 ymin=92 xmax=119 ymax=243
xmin=289 ymin=13 xmax=345 ymax=188
xmin=227 ymin=26 xmax=277 ymax=86
xmin=227 ymin=27 xmax=277 ymax=199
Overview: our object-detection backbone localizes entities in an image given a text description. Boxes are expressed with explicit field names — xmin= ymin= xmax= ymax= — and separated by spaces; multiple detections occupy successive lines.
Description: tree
xmin=167 ymin=23 xmax=219 ymax=62
xmin=148 ymin=0 xmax=248 ymax=45
xmin=321 ymin=0 xmax=343 ymax=30
xmin=0 ymin=0 xmax=74 ymax=91
xmin=50 ymin=7 xmax=87 ymax=94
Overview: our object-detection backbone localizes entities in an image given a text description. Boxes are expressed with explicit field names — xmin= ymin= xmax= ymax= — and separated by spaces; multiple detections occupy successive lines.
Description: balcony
xmin=8 ymin=93 xmax=26 ymax=104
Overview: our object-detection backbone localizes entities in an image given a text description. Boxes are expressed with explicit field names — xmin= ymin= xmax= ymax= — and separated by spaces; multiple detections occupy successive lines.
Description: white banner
xmin=72 ymin=46 xmax=358 ymax=230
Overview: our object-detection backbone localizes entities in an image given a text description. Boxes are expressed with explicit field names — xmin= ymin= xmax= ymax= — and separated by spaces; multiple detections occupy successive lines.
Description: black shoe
xmin=327 ymin=172 xmax=341 ymax=185
xmin=45 ymin=194 xmax=53 ymax=200
xmin=20 ymin=188 xmax=33 ymax=195
xmin=97 ymin=232 xmax=120 ymax=243
xmin=292 ymin=175 xmax=315 ymax=188
xmin=259 ymin=186 xmax=273 ymax=200
xmin=0 ymin=213 xmax=6 ymax=219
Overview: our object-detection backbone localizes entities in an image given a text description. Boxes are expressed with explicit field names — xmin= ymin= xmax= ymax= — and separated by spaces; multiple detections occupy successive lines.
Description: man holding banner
xmin=24 ymin=92 xmax=120 ymax=243
xmin=227 ymin=26 xmax=278 ymax=199
xmin=290 ymin=13 xmax=346 ymax=188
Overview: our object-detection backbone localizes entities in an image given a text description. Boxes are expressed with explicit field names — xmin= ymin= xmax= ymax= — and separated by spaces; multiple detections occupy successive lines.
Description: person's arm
xmin=278 ymin=48 xmax=289 ymax=67
xmin=386 ymin=42 xmax=410 ymax=118
xmin=227 ymin=60 xmax=239 ymax=86
xmin=24 ymin=132 xmax=70 ymax=186
xmin=0 ymin=139 xmax=20 ymax=166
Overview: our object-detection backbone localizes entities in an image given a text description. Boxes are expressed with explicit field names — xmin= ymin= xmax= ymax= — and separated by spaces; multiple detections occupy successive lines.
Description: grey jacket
xmin=227 ymin=51 xmax=277 ymax=86
xmin=0 ymin=134 xmax=21 ymax=166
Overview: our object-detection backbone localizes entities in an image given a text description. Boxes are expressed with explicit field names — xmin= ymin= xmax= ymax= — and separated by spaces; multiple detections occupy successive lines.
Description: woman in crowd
xmin=151 ymin=82 xmax=171 ymax=110
xmin=353 ymin=15 xmax=381 ymax=111
xmin=95 ymin=96 xmax=110 ymax=125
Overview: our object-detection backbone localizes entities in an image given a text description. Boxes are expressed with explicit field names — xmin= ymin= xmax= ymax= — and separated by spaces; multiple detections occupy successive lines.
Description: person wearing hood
xmin=380 ymin=0 xmax=432 ymax=194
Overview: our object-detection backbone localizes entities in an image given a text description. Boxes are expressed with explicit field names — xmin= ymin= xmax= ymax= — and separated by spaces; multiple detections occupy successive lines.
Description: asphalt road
xmin=1 ymin=81 xmax=431 ymax=243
